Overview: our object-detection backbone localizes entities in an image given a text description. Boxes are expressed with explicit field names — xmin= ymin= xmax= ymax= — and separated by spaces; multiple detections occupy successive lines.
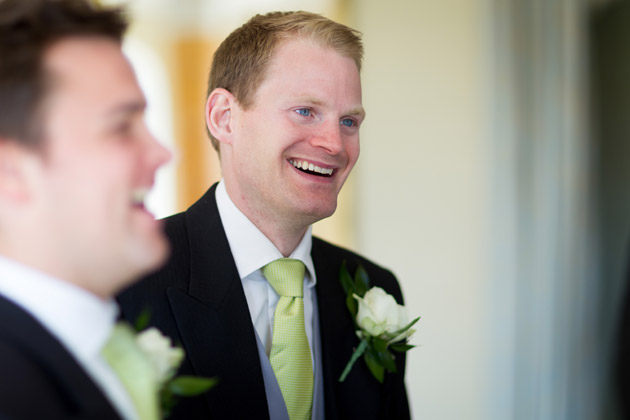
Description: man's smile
xmin=131 ymin=188 xmax=147 ymax=208
xmin=289 ymin=158 xmax=334 ymax=177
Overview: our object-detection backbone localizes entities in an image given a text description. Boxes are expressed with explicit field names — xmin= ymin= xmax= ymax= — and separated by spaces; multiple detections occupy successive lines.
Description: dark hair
xmin=207 ymin=11 xmax=363 ymax=151
xmin=0 ymin=0 xmax=128 ymax=148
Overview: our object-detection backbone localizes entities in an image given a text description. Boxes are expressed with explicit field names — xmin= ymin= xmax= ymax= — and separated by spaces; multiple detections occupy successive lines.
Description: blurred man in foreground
xmin=0 ymin=0 xmax=170 ymax=418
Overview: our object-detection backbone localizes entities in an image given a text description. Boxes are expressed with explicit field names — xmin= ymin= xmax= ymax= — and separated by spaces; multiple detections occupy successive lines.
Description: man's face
xmin=224 ymin=38 xmax=364 ymax=232
xmin=30 ymin=38 xmax=170 ymax=295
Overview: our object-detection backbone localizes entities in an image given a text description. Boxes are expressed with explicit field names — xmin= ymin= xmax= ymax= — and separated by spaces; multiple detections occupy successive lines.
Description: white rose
xmin=354 ymin=287 xmax=414 ymax=342
xmin=136 ymin=327 xmax=185 ymax=386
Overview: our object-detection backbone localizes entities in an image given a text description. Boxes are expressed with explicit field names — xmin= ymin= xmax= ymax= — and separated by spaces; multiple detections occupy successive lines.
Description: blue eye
xmin=295 ymin=108 xmax=311 ymax=117
xmin=341 ymin=118 xmax=356 ymax=127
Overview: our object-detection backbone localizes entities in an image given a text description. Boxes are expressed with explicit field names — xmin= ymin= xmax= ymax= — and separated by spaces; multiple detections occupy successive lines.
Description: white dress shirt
xmin=0 ymin=255 xmax=138 ymax=420
xmin=215 ymin=180 xmax=318 ymax=363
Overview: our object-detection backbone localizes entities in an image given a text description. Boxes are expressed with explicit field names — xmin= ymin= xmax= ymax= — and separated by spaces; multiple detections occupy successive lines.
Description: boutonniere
xmin=134 ymin=312 xmax=217 ymax=418
xmin=338 ymin=260 xmax=419 ymax=384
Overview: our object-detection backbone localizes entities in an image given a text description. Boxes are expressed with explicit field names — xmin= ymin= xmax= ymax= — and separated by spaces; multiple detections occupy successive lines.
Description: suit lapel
xmin=312 ymin=240 xmax=351 ymax=420
xmin=0 ymin=295 xmax=122 ymax=419
xmin=166 ymin=184 xmax=270 ymax=419
xmin=313 ymin=240 xmax=389 ymax=420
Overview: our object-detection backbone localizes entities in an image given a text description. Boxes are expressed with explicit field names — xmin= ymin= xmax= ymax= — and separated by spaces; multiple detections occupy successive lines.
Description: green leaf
xmin=390 ymin=343 xmax=415 ymax=352
xmin=168 ymin=376 xmax=218 ymax=396
xmin=364 ymin=349 xmax=385 ymax=383
xmin=384 ymin=316 xmax=421 ymax=342
xmin=374 ymin=347 xmax=397 ymax=374
xmin=338 ymin=339 xmax=368 ymax=382
xmin=373 ymin=337 xmax=388 ymax=353
xmin=354 ymin=264 xmax=370 ymax=296
xmin=134 ymin=307 xmax=151 ymax=331
xmin=339 ymin=260 xmax=355 ymax=296
xmin=159 ymin=387 xmax=177 ymax=418
xmin=368 ymin=343 xmax=397 ymax=374
xmin=346 ymin=292 xmax=358 ymax=318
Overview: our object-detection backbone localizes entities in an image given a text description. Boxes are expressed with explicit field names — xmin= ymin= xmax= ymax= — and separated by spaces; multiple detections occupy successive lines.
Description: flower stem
xmin=339 ymin=339 xmax=369 ymax=382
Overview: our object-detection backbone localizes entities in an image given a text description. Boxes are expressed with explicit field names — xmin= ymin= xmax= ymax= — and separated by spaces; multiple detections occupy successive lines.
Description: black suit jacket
xmin=0 ymin=295 xmax=122 ymax=420
xmin=118 ymin=183 xmax=411 ymax=420
xmin=617 ymin=242 xmax=630 ymax=419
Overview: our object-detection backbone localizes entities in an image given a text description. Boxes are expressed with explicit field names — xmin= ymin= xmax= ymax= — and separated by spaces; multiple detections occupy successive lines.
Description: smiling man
xmin=119 ymin=11 xmax=410 ymax=420
xmin=0 ymin=0 xmax=170 ymax=419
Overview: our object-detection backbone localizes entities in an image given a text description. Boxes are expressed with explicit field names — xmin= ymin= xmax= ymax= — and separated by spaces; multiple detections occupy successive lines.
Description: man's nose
xmin=145 ymin=132 xmax=172 ymax=170
xmin=309 ymin=120 xmax=343 ymax=155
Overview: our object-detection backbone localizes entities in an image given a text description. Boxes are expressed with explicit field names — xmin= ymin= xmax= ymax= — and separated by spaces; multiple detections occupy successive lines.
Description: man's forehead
xmin=265 ymin=39 xmax=360 ymax=77
xmin=260 ymin=40 xmax=362 ymax=107
xmin=43 ymin=37 xmax=131 ymax=84
xmin=271 ymin=37 xmax=360 ymax=70
xmin=42 ymin=37 xmax=143 ymax=105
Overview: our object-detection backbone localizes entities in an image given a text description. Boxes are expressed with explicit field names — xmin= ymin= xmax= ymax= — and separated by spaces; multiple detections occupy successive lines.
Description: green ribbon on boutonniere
xmin=338 ymin=260 xmax=419 ymax=384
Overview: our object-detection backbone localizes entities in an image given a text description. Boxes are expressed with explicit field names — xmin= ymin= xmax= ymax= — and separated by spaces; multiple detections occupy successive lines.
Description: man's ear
xmin=206 ymin=88 xmax=237 ymax=145
xmin=0 ymin=140 xmax=36 ymax=203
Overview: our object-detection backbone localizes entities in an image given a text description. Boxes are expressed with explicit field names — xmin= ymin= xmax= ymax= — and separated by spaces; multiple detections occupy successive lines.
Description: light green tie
xmin=263 ymin=259 xmax=314 ymax=420
xmin=101 ymin=322 xmax=160 ymax=420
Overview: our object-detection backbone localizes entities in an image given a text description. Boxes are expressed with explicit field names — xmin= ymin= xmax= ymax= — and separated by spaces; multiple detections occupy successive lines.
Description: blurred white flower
xmin=136 ymin=327 xmax=185 ymax=386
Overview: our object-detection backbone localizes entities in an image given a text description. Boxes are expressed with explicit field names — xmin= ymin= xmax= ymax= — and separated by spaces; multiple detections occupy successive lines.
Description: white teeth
xmin=132 ymin=188 xmax=149 ymax=205
xmin=289 ymin=159 xmax=334 ymax=176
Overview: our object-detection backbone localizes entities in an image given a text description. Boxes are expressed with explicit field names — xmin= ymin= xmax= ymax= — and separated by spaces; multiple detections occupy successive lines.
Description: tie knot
xmin=262 ymin=258 xmax=305 ymax=297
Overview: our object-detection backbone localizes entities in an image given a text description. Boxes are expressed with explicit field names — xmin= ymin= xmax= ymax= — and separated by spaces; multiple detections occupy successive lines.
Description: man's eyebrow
xmin=295 ymin=96 xmax=325 ymax=107
xmin=105 ymin=100 xmax=146 ymax=118
xmin=347 ymin=107 xmax=366 ymax=120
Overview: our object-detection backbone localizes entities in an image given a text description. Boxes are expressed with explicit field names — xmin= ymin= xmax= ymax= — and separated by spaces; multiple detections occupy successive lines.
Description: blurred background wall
xmin=103 ymin=0 xmax=630 ymax=418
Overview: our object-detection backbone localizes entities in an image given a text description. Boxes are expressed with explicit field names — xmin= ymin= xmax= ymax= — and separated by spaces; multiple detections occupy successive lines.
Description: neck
xmin=0 ymin=242 xmax=120 ymax=300
xmin=257 ymin=223 xmax=308 ymax=258
xmin=222 ymin=187 xmax=310 ymax=257
xmin=238 ymin=202 xmax=309 ymax=257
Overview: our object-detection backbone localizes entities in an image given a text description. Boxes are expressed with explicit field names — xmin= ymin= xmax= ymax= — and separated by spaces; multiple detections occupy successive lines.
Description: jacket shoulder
xmin=0 ymin=300 xmax=122 ymax=420
xmin=0 ymin=340 xmax=68 ymax=417
xmin=312 ymin=236 xmax=404 ymax=304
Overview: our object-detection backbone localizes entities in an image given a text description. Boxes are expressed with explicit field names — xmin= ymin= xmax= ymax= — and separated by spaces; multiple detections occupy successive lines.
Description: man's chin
xmin=300 ymin=203 xmax=338 ymax=225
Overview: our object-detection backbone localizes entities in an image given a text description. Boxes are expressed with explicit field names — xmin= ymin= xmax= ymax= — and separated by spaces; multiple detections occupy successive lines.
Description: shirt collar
xmin=215 ymin=179 xmax=317 ymax=287
xmin=0 ymin=254 xmax=118 ymax=361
